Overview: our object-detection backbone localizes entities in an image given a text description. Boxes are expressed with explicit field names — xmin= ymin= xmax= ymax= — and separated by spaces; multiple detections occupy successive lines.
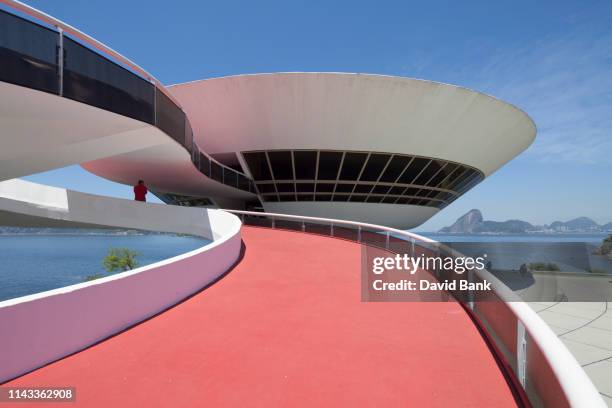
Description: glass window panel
xmin=296 ymin=183 xmax=315 ymax=192
xmin=430 ymin=163 xmax=458 ymax=188
xmin=200 ymin=153 xmax=211 ymax=176
xmin=293 ymin=150 xmax=317 ymax=179
xmin=349 ymin=195 xmax=367 ymax=202
xmin=243 ymin=152 xmax=272 ymax=180
xmin=238 ymin=175 xmax=250 ymax=191
xmin=268 ymin=151 xmax=293 ymax=180
xmin=276 ymin=183 xmax=295 ymax=193
xmin=297 ymin=194 xmax=314 ymax=201
xmin=398 ymin=157 xmax=429 ymax=184
xmin=360 ymin=154 xmax=391 ymax=181
xmin=367 ymin=196 xmax=383 ymax=203
xmin=379 ymin=156 xmax=412 ymax=182
xmin=403 ymin=187 xmax=420 ymax=196
xmin=396 ymin=197 xmax=410 ymax=204
xmin=64 ymin=37 xmax=155 ymax=125
xmin=354 ymin=184 xmax=373 ymax=194
xmin=372 ymin=185 xmax=391 ymax=194
xmin=445 ymin=168 xmax=471 ymax=191
xmin=256 ymin=183 xmax=276 ymax=193
xmin=0 ymin=10 xmax=59 ymax=94
xmin=335 ymin=184 xmax=354 ymax=193
xmin=339 ymin=152 xmax=368 ymax=180
xmin=413 ymin=160 xmax=443 ymax=186
xmin=333 ymin=194 xmax=350 ymax=201
xmin=317 ymin=151 xmax=342 ymax=180
xmin=315 ymin=183 xmax=335 ymax=192
xmin=210 ymin=162 xmax=223 ymax=182
xmin=389 ymin=186 xmax=405 ymax=195
xmin=223 ymin=167 xmax=238 ymax=187
xmin=315 ymin=194 xmax=332 ymax=201
xmin=382 ymin=197 xmax=398 ymax=204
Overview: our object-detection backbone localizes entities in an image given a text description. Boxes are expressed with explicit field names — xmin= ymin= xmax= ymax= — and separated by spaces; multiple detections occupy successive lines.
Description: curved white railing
xmin=0 ymin=180 xmax=242 ymax=382
xmin=228 ymin=209 xmax=605 ymax=408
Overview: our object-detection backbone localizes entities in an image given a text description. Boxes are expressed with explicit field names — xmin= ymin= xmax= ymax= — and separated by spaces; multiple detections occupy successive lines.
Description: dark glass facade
xmin=0 ymin=6 xmax=255 ymax=196
xmin=243 ymin=150 xmax=484 ymax=209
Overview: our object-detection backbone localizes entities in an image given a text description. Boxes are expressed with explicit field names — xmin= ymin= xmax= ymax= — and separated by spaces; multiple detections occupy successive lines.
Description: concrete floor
xmin=530 ymin=301 xmax=612 ymax=406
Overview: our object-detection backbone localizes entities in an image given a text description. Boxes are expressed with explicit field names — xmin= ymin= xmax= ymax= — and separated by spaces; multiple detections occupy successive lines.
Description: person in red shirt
xmin=134 ymin=180 xmax=148 ymax=202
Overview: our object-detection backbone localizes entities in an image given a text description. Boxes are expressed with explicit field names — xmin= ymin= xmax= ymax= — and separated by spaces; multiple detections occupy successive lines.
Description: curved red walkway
xmin=5 ymin=227 xmax=518 ymax=407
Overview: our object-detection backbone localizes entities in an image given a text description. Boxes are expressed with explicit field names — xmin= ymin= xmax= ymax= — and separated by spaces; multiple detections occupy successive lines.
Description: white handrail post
xmin=330 ymin=222 xmax=334 ymax=237
xmin=467 ymin=268 xmax=474 ymax=310
xmin=517 ymin=320 xmax=527 ymax=388
xmin=385 ymin=231 xmax=390 ymax=250
xmin=301 ymin=221 xmax=305 ymax=232
xmin=271 ymin=218 xmax=275 ymax=229
xmin=357 ymin=226 xmax=362 ymax=243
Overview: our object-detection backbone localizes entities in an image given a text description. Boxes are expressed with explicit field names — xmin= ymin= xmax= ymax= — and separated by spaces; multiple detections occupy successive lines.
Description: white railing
xmin=228 ymin=209 xmax=605 ymax=408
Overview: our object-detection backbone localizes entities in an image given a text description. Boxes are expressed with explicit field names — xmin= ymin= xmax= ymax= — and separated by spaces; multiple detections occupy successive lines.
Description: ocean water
xmin=0 ymin=234 xmax=210 ymax=302
xmin=419 ymin=232 xmax=612 ymax=273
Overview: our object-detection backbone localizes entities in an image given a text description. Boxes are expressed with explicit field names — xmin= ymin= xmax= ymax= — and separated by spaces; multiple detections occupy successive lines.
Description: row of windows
xmin=192 ymin=147 xmax=256 ymax=193
xmin=243 ymin=150 xmax=483 ymax=192
xmin=243 ymin=150 xmax=483 ymax=208
xmin=260 ymin=193 xmax=451 ymax=208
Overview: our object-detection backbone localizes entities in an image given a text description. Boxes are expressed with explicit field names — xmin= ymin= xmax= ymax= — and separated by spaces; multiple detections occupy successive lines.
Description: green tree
xmin=103 ymin=248 xmax=139 ymax=272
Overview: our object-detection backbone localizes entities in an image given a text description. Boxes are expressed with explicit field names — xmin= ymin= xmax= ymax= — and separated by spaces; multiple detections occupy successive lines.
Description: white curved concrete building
xmin=83 ymin=73 xmax=536 ymax=229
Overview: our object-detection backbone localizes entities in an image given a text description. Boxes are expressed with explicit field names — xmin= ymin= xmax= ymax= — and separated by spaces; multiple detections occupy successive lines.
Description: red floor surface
xmin=5 ymin=227 xmax=518 ymax=407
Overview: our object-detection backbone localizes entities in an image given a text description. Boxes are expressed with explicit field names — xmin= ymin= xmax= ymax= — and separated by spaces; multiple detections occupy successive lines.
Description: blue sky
xmin=21 ymin=0 xmax=612 ymax=231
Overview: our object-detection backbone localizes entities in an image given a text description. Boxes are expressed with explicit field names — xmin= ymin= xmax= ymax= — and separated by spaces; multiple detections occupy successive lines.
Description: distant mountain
xmin=0 ymin=227 xmax=158 ymax=235
xmin=439 ymin=209 xmax=483 ymax=233
xmin=439 ymin=211 xmax=611 ymax=234
xmin=550 ymin=217 xmax=599 ymax=231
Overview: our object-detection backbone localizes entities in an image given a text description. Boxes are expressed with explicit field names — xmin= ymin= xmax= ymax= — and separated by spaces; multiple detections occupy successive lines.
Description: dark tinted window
xmin=398 ymin=157 xmax=429 ymax=184
xmin=256 ymin=183 xmax=276 ymax=193
xmin=315 ymin=194 xmax=332 ymax=201
xmin=339 ymin=152 xmax=367 ymax=180
xmin=335 ymin=184 xmax=354 ymax=193
xmin=296 ymin=183 xmax=315 ymax=192
xmin=379 ymin=156 xmax=411 ymax=182
xmin=0 ymin=10 xmax=59 ymax=94
xmin=372 ymin=185 xmax=390 ymax=194
xmin=360 ymin=154 xmax=391 ymax=181
xmin=349 ymin=195 xmax=367 ymax=202
xmin=404 ymin=188 xmax=420 ymax=196
xmin=268 ymin=151 xmax=293 ymax=180
xmin=297 ymin=194 xmax=314 ymax=201
xmin=64 ymin=37 xmax=155 ymax=124
xmin=445 ymin=168 xmax=469 ymax=190
xmin=155 ymin=90 xmax=184 ymax=142
xmin=389 ymin=186 xmax=405 ymax=195
xmin=243 ymin=152 xmax=271 ymax=180
xmin=413 ymin=160 xmax=442 ymax=185
xmin=316 ymin=183 xmax=335 ymax=192
xmin=430 ymin=163 xmax=458 ymax=188
xmin=293 ymin=151 xmax=317 ymax=179
xmin=210 ymin=162 xmax=223 ymax=183
xmin=354 ymin=184 xmax=373 ymax=194
xmin=333 ymin=194 xmax=350 ymax=201
xmin=367 ymin=196 xmax=383 ymax=203
xmin=276 ymin=183 xmax=295 ymax=193
xmin=317 ymin=152 xmax=342 ymax=180
xmin=199 ymin=153 xmax=210 ymax=176
xmin=382 ymin=197 xmax=397 ymax=204
xmin=223 ymin=167 xmax=238 ymax=187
